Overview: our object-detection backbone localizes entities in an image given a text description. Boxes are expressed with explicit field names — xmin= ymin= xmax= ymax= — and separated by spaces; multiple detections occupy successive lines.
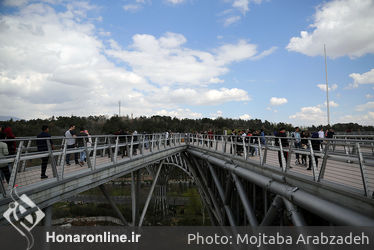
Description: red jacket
xmin=4 ymin=127 xmax=16 ymax=155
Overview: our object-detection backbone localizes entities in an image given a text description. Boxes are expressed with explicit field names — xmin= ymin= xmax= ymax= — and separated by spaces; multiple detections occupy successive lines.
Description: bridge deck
xmin=2 ymin=142 xmax=373 ymax=197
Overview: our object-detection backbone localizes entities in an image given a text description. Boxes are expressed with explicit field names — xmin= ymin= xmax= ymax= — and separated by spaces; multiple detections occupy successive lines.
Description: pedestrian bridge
xmin=0 ymin=133 xmax=374 ymax=226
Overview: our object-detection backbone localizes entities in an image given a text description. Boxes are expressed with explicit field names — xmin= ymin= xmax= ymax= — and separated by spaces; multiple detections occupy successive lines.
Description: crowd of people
xmin=192 ymin=127 xmax=335 ymax=170
xmin=0 ymin=124 xmax=336 ymax=182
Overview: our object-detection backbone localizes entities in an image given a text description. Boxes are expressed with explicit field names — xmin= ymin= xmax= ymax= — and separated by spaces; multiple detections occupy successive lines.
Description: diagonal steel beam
xmin=231 ymin=173 xmax=258 ymax=226
xmin=260 ymin=195 xmax=283 ymax=226
xmin=190 ymin=156 xmax=225 ymax=225
xmin=207 ymin=162 xmax=236 ymax=226
xmin=99 ymin=184 xmax=129 ymax=226
xmin=282 ymin=197 xmax=306 ymax=226
xmin=138 ymin=162 xmax=163 ymax=227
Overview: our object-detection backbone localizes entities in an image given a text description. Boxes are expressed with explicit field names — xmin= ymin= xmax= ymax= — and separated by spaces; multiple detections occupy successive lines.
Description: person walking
xmin=300 ymin=131 xmax=310 ymax=167
xmin=310 ymin=131 xmax=322 ymax=169
xmin=293 ymin=127 xmax=302 ymax=165
xmin=36 ymin=125 xmax=53 ymax=179
xmin=65 ymin=125 xmax=78 ymax=165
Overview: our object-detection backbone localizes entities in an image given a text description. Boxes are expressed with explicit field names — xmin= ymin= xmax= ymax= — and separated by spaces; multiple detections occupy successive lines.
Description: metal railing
xmin=187 ymin=134 xmax=374 ymax=198
xmin=1 ymin=133 xmax=373 ymax=199
xmin=0 ymin=133 xmax=187 ymax=198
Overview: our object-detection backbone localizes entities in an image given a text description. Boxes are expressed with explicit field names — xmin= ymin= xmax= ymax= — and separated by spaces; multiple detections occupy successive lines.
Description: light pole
xmin=324 ymin=44 xmax=330 ymax=126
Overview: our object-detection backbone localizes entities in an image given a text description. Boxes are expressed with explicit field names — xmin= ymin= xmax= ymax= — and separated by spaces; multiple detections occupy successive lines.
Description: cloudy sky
xmin=0 ymin=0 xmax=373 ymax=125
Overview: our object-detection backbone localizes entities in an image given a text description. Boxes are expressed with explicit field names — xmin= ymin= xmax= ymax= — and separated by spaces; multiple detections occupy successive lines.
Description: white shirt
xmin=318 ymin=130 xmax=325 ymax=138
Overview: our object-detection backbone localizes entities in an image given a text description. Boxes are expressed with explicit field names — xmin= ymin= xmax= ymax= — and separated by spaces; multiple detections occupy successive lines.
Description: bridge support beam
xmin=231 ymin=173 xmax=258 ymax=226
xmin=138 ymin=162 xmax=163 ymax=227
xmin=182 ymin=153 xmax=219 ymax=226
xmin=99 ymin=184 xmax=129 ymax=226
xmin=207 ymin=162 xmax=236 ymax=226
xmin=260 ymin=195 xmax=283 ymax=226
xmin=190 ymin=156 xmax=225 ymax=225
xmin=188 ymin=149 xmax=374 ymax=226
xmin=131 ymin=171 xmax=140 ymax=226
xmin=282 ymin=198 xmax=306 ymax=226
xmin=43 ymin=205 xmax=52 ymax=226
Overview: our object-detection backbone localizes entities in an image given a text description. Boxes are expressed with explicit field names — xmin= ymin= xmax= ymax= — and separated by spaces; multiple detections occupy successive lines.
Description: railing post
xmin=141 ymin=135 xmax=145 ymax=155
xmin=258 ymin=139 xmax=263 ymax=165
xmin=243 ymin=138 xmax=247 ymax=160
xmin=278 ymin=138 xmax=286 ymax=172
xmin=20 ymin=139 xmax=32 ymax=172
xmin=125 ymin=136 xmax=129 ymax=158
xmin=230 ymin=136 xmax=235 ymax=155
xmin=262 ymin=138 xmax=268 ymax=166
xmin=92 ymin=137 xmax=98 ymax=170
xmin=286 ymin=138 xmax=293 ymax=170
xmin=83 ymin=137 xmax=93 ymax=169
xmin=57 ymin=138 xmax=65 ymax=166
xmin=60 ymin=139 xmax=67 ymax=179
xmin=222 ymin=136 xmax=225 ymax=153
xmin=47 ymin=139 xmax=59 ymax=180
xmin=107 ymin=136 xmax=114 ymax=162
xmin=130 ymin=135 xmax=134 ymax=159
xmin=356 ymin=143 xmax=370 ymax=197
xmin=102 ymin=136 xmax=107 ymax=156
xmin=150 ymin=134 xmax=154 ymax=152
xmin=317 ymin=141 xmax=330 ymax=182
xmin=308 ymin=140 xmax=318 ymax=181
xmin=114 ymin=136 xmax=119 ymax=163
xmin=8 ymin=140 xmax=24 ymax=191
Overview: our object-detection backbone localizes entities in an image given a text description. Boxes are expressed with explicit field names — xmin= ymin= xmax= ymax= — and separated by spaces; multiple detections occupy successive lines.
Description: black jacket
xmin=36 ymin=132 xmax=52 ymax=151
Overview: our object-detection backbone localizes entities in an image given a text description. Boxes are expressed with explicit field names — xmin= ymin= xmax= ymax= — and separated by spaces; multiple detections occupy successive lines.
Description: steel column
xmin=231 ymin=173 xmax=258 ymax=226
xmin=138 ymin=162 xmax=163 ymax=227
xmin=99 ymin=184 xmax=129 ymax=226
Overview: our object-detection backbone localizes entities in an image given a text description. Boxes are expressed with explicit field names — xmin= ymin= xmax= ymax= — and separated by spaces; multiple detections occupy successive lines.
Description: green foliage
xmin=1 ymin=115 xmax=373 ymax=137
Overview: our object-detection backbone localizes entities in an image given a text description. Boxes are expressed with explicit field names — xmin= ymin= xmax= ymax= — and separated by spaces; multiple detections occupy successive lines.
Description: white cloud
xmin=3 ymin=0 xmax=29 ymax=7
xmin=232 ymin=0 xmax=249 ymax=14
xmin=0 ymin=2 xmax=254 ymax=119
xmin=349 ymin=68 xmax=374 ymax=88
xmin=366 ymin=94 xmax=374 ymax=99
xmin=123 ymin=4 xmax=143 ymax=12
xmin=106 ymin=33 xmax=274 ymax=86
xmin=356 ymin=101 xmax=374 ymax=112
xmin=221 ymin=0 xmax=264 ymax=27
xmin=338 ymin=112 xmax=374 ymax=125
xmin=270 ymin=97 xmax=288 ymax=106
xmin=286 ymin=0 xmax=374 ymax=58
xmin=210 ymin=110 xmax=223 ymax=119
xmin=324 ymin=101 xmax=339 ymax=107
xmin=251 ymin=46 xmax=278 ymax=60
xmin=239 ymin=114 xmax=251 ymax=120
xmin=317 ymin=83 xmax=338 ymax=92
xmin=224 ymin=16 xmax=241 ymax=27
xmin=165 ymin=0 xmax=185 ymax=5
xmin=148 ymin=87 xmax=250 ymax=106
xmin=155 ymin=108 xmax=202 ymax=119
xmin=289 ymin=105 xmax=326 ymax=125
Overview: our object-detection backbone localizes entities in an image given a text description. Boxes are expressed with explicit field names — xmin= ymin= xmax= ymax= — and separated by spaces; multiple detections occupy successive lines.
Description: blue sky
xmin=0 ymin=0 xmax=373 ymax=125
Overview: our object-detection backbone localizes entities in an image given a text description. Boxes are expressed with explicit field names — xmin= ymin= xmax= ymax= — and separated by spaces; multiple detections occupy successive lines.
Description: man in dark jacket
xmin=309 ymin=132 xmax=321 ymax=169
xmin=36 ymin=125 xmax=52 ymax=179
